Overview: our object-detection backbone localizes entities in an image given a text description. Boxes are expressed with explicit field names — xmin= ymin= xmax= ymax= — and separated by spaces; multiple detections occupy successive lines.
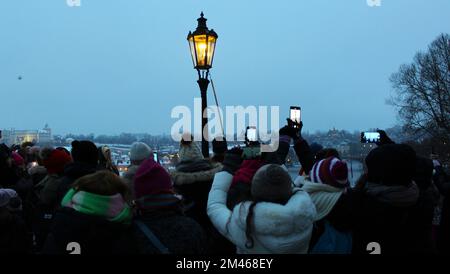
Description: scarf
xmin=135 ymin=193 xmax=182 ymax=213
xmin=61 ymin=188 xmax=132 ymax=224
xmin=365 ymin=182 xmax=419 ymax=207
xmin=301 ymin=181 xmax=344 ymax=221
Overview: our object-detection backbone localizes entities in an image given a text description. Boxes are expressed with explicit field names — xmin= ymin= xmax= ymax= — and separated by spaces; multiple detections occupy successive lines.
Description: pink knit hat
xmin=133 ymin=158 xmax=174 ymax=198
xmin=310 ymin=156 xmax=349 ymax=188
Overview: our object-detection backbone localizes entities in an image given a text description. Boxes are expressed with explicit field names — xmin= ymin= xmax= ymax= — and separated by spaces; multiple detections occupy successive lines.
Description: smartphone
xmin=360 ymin=132 xmax=381 ymax=144
xmin=246 ymin=126 xmax=258 ymax=143
xmin=290 ymin=106 xmax=301 ymax=127
xmin=153 ymin=152 xmax=158 ymax=162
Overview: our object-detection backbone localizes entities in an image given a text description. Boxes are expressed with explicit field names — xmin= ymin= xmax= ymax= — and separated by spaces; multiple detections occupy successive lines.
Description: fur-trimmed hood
xmin=208 ymin=171 xmax=316 ymax=254
xmin=170 ymin=162 xmax=223 ymax=186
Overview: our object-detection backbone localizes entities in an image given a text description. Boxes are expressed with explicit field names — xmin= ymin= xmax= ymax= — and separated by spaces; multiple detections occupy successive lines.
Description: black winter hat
xmin=71 ymin=140 xmax=99 ymax=166
xmin=365 ymin=144 xmax=416 ymax=186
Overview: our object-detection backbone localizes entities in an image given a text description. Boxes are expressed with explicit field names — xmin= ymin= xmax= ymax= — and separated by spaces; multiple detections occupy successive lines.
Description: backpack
xmin=310 ymin=220 xmax=352 ymax=254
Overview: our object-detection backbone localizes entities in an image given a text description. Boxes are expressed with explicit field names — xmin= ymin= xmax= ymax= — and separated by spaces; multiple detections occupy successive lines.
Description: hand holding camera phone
xmin=290 ymin=106 xmax=301 ymax=128
xmin=360 ymin=132 xmax=381 ymax=144
xmin=243 ymin=126 xmax=261 ymax=159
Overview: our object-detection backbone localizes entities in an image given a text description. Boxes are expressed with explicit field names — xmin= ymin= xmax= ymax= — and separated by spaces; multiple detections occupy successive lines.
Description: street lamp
xmin=187 ymin=12 xmax=218 ymax=158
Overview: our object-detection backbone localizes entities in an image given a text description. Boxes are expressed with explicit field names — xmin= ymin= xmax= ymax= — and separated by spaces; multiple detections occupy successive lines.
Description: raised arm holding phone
xmin=278 ymin=116 xmax=315 ymax=175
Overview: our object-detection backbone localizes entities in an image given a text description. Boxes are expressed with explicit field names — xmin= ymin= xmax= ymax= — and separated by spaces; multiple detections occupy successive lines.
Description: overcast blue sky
xmin=1 ymin=0 xmax=449 ymax=135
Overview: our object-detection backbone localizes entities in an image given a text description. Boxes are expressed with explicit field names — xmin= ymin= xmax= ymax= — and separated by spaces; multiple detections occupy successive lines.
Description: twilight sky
xmin=1 ymin=0 xmax=449 ymax=135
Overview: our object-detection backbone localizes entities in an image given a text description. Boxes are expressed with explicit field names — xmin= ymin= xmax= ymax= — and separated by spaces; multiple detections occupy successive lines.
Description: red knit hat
xmin=133 ymin=158 xmax=174 ymax=198
xmin=310 ymin=156 xmax=349 ymax=188
xmin=231 ymin=159 xmax=265 ymax=187
xmin=43 ymin=149 xmax=72 ymax=175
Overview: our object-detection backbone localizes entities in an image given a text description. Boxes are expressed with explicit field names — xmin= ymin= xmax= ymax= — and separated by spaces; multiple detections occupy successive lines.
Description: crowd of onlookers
xmin=1 ymin=120 xmax=449 ymax=255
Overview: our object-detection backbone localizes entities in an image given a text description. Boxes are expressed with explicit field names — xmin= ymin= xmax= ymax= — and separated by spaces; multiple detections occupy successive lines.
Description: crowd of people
xmin=0 ymin=121 xmax=449 ymax=255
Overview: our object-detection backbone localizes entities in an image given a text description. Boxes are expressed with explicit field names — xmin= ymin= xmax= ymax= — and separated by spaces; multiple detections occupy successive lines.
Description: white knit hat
xmin=130 ymin=142 xmax=152 ymax=162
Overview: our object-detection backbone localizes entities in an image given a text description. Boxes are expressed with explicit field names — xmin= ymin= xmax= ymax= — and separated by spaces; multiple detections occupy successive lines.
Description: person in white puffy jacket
xmin=207 ymin=148 xmax=317 ymax=254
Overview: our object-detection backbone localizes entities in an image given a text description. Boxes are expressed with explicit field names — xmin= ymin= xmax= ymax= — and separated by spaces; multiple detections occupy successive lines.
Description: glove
xmin=376 ymin=130 xmax=394 ymax=146
xmin=280 ymin=119 xmax=303 ymax=140
xmin=222 ymin=147 xmax=244 ymax=175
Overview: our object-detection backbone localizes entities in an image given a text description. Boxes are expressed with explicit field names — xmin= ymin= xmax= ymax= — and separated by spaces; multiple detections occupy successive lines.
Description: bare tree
xmin=389 ymin=33 xmax=450 ymax=142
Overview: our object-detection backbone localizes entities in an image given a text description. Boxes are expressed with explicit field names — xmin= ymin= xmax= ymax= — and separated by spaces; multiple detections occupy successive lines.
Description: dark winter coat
xmin=133 ymin=210 xmax=208 ymax=254
xmin=170 ymin=162 xmax=222 ymax=226
xmin=32 ymin=174 xmax=66 ymax=252
xmin=42 ymin=207 xmax=136 ymax=255
xmin=0 ymin=167 xmax=20 ymax=189
xmin=0 ymin=208 xmax=32 ymax=254
xmin=434 ymin=166 xmax=450 ymax=254
xmin=349 ymin=182 xmax=420 ymax=254
xmin=29 ymin=166 xmax=48 ymax=186
xmin=35 ymin=174 xmax=62 ymax=207
xmin=170 ymin=162 xmax=235 ymax=254
xmin=403 ymin=183 xmax=439 ymax=254
xmin=403 ymin=157 xmax=440 ymax=254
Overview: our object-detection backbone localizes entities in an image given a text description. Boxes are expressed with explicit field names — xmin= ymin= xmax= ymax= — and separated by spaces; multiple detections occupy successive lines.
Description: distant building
xmin=0 ymin=124 xmax=52 ymax=146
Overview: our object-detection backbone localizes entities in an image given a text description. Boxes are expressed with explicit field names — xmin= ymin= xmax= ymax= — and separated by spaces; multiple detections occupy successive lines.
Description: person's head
xmin=365 ymin=144 xmax=416 ymax=186
xmin=178 ymin=138 xmax=203 ymax=162
xmin=40 ymin=147 xmax=73 ymax=175
xmin=212 ymin=136 xmax=227 ymax=154
xmin=310 ymin=143 xmax=324 ymax=160
xmin=315 ymin=148 xmax=340 ymax=162
xmin=70 ymin=140 xmax=99 ymax=166
xmin=251 ymin=164 xmax=293 ymax=204
xmin=0 ymin=188 xmax=21 ymax=212
xmin=65 ymin=171 xmax=132 ymax=224
xmin=180 ymin=133 xmax=194 ymax=146
xmin=129 ymin=142 xmax=152 ymax=166
xmin=133 ymin=158 xmax=173 ymax=200
xmin=245 ymin=164 xmax=293 ymax=249
xmin=29 ymin=146 xmax=41 ymax=163
xmin=72 ymin=170 xmax=129 ymax=198
xmin=98 ymin=146 xmax=112 ymax=165
xmin=10 ymin=144 xmax=20 ymax=152
xmin=212 ymin=136 xmax=227 ymax=163
xmin=414 ymin=156 xmax=434 ymax=190
xmin=310 ymin=156 xmax=349 ymax=188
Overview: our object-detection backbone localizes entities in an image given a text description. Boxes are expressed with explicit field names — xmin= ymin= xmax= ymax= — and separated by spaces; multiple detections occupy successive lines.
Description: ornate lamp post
xmin=187 ymin=12 xmax=218 ymax=158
